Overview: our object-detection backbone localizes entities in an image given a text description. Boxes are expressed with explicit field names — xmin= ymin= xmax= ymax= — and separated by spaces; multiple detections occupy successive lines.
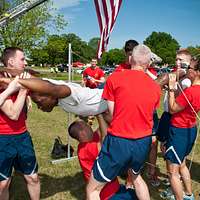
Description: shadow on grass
xmin=9 ymin=158 xmax=200 ymax=200
xmin=186 ymin=159 xmax=200 ymax=184
xmin=10 ymin=171 xmax=85 ymax=200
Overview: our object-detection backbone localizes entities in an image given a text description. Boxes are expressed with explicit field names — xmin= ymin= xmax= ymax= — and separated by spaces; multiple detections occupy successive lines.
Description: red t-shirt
xmin=0 ymin=92 xmax=27 ymax=135
xmin=171 ymin=85 xmax=200 ymax=128
xmin=83 ymin=67 xmax=104 ymax=88
xmin=147 ymin=67 xmax=158 ymax=77
xmin=78 ymin=131 xmax=119 ymax=200
xmin=102 ymin=70 xmax=161 ymax=139
xmin=114 ymin=63 xmax=130 ymax=72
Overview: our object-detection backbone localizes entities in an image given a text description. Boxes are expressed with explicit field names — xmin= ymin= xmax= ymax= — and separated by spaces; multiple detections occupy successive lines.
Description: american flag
xmin=94 ymin=0 xmax=122 ymax=59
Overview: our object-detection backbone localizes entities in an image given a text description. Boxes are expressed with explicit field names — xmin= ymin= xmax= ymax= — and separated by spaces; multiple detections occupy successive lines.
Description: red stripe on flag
xmin=94 ymin=0 xmax=103 ymax=33
xmin=94 ymin=0 xmax=122 ymax=59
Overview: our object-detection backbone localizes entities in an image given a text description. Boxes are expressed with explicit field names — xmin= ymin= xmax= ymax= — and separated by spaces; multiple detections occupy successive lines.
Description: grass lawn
xmin=9 ymin=72 xmax=200 ymax=199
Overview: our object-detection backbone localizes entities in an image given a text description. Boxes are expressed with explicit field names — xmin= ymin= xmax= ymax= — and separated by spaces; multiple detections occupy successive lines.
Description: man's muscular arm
xmin=0 ymin=77 xmax=71 ymax=98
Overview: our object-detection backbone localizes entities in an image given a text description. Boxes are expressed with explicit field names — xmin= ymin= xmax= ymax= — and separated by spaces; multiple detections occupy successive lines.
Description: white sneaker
xmin=183 ymin=193 xmax=195 ymax=200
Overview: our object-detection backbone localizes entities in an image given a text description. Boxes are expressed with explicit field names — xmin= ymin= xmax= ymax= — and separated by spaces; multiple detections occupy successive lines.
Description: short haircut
xmin=177 ymin=48 xmax=190 ymax=55
xmin=1 ymin=47 xmax=23 ymax=66
xmin=68 ymin=120 xmax=91 ymax=140
xmin=132 ymin=44 xmax=151 ymax=66
xmin=124 ymin=40 xmax=139 ymax=53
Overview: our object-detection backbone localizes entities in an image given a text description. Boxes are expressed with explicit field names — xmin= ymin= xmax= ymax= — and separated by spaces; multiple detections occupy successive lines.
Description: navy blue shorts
xmin=156 ymin=111 xmax=171 ymax=142
xmin=152 ymin=111 xmax=159 ymax=134
xmin=0 ymin=132 xmax=38 ymax=181
xmin=93 ymin=134 xmax=151 ymax=182
xmin=165 ymin=126 xmax=197 ymax=165
xmin=110 ymin=185 xmax=138 ymax=200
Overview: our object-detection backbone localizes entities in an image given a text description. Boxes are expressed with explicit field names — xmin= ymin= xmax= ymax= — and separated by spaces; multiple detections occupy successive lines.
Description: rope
xmin=144 ymin=155 xmax=198 ymax=184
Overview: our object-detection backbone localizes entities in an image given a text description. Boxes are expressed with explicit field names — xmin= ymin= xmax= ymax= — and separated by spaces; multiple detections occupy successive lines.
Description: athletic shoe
xmin=183 ymin=193 xmax=195 ymax=200
xmin=160 ymin=187 xmax=173 ymax=199
xmin=162 ymin=178 xmax=170 ymax=186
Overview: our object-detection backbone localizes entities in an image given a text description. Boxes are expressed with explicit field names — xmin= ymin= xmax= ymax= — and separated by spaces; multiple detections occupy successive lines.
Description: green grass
xmin=9 ymin=73 xmax=200 ymax=199
xmin=38 ymin=72 xmax=82 ymax=81
xmin=31 ymin=67 xmax=82 ymax=81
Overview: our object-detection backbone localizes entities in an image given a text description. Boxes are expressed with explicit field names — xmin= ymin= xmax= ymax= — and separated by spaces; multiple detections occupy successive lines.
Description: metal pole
xmin=68 ymin=43 xmax=72 ymax=82
xmin=0 ymin=0 xmax=48 ymax=27
xmin=50 ymin=43 xmax=76 ymax=164
xmin=67 ymin=43 xmax=72 ymax=159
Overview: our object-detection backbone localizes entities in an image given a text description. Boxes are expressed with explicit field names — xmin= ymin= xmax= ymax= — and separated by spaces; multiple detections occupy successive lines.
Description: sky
xmin=52 ymin=0 xmax=200 ymax=50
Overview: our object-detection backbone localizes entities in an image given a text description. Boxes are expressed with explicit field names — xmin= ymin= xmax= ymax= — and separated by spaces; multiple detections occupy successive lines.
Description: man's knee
xmin=168 ymin=171 xmax=180 ymax=180
xmin=24 ymin=173 xmax=40 ymax=185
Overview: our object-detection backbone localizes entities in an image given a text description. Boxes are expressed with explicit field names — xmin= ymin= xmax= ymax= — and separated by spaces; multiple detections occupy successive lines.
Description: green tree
xmin=30 ymin=47 xmax=49 ymax=66
xmin=30 ymin=33 xmax=97 ymax=66
xmin=144 ymin=31 xmax=180 ymax=64
xmin=88 ymin=37 xmax=99 ymax=51
xmin=46 ymin=35 xmax=66 ymax=65
xmin=0 ymin=0 xmax=7 ymax=15
xmin=101 ymin=48 xmax=125 ymax=66
xmin=0 ymin=0 xmax=67 ymax=52
xmin=64 ymin=33 xmax=96 ymax=63
xmin=188 ymin=46 xmax=200 ymax=58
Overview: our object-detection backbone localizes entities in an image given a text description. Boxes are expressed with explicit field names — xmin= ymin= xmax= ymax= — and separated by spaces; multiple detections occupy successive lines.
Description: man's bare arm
xmin=107 ymin=100 xmax=114 ymax=117
xmin=0 ymin=89 xmax=27 ymax=120
xmin=155 ymin=70 xmax=186 ymax=88
xmin=19 ymin=78 xmax=71 ymax=98
xmin=96 ymin=114 xmax=108 ymax=144
xmin=168 ymin=73 xmax=184 ymax=114
xmin=0 ymin=77 xmax=71 ymax=98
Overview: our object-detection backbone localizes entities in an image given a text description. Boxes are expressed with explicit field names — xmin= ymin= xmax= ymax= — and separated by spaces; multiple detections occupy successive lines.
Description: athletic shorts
xmin=0 ymin=132 xmax=38 ymax=181
xmin=110 ymin=185 xmax=138 ymax=200
xmin=156 ymin=111 xmax=171 ymax=142
xmin=165 ymin=126 xmax=197 ymax=165
xmin=152 ymin=111 xmax=159 ymax=134
xmin=93 ymin=134 xmax=151 ymax=183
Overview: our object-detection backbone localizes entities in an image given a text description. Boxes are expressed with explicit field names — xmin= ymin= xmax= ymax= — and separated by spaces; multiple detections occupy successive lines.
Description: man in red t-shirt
xmin=0 ymin=47 xmax=40 ymax=200
xmin=82 ymin=59 xmax=105 ymax=89
xmin=86 ymin=45 xmax=161 ymax=200
xmin=68 ymin=115 xmax=137 ymax=200
xmin=114 ymin=40 xmax=139 ymax=72
xmin=115 ymin=40 xmax=160 ymax=188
